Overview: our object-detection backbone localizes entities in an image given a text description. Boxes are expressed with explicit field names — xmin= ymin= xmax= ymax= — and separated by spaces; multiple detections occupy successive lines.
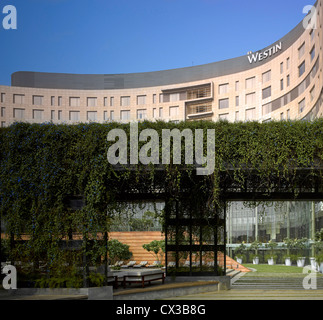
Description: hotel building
xmin=1 ymin=2 xmax=323 ymax=264
xmin=0 ymin=2 xmax=323 ymax=127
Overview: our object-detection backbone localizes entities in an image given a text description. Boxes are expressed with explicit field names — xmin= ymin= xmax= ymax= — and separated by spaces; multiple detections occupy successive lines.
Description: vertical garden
xmin=0 ymin=119 xmax=323 ymax=286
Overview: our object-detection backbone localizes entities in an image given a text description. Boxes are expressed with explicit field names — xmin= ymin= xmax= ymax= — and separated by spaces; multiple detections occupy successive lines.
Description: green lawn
xmin=243 ymin=264 xmax=304 ymax=274
xmin=242 ymin=264 xmax=323 ymax=278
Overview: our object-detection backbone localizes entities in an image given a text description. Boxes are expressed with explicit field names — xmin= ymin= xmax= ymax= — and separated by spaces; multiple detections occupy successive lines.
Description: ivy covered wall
xmin=0 ymin=119 xmax=323 ymax=281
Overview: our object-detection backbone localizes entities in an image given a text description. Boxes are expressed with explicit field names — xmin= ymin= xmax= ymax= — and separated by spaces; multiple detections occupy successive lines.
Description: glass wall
xmin=227 ymin=201 xmax=323 ymax=245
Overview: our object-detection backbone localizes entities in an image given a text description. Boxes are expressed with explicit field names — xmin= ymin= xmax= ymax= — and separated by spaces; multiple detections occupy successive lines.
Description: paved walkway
xmin=165 ymin=271 xmax=323 ymax=300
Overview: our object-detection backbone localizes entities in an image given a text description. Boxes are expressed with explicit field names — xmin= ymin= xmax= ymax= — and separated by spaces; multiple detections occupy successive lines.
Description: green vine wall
xmin=0 ymin=119 xmax=323 ymax=283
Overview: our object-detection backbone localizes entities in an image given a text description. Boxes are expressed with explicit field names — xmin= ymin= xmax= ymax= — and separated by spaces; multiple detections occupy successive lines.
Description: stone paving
xmin=165 ymin=271 xmax=323 ymax=300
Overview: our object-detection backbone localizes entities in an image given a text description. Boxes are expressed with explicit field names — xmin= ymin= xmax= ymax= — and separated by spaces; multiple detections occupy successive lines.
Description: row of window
xmin=0 ymin=106 xmax=181 ymax=122
xmin=0 ymin=84 xmax=212 ymax=109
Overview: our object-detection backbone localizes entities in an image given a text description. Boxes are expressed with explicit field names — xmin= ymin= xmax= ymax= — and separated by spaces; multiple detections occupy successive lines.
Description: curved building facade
xmin=0 ymin=2 xmax=322 ymax=127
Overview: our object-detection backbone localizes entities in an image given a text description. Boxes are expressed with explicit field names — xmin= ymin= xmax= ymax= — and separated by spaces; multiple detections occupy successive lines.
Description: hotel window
xmin=280 ymin=79 xmax=284 ymax=91
xmin=87 ymin=97 xmax=97 ymax=107
xmin=110 ymin=110 xmax=114 ymax=120
xmin=219 ymin=83 xmax=229 ymax=95
xmin=219 ymin=98 xmax=229 ymax=109
xmin=262 ymin=86 xmax=271 ymax=100
xmin=121 ymin=96 xmax=130 ymax=107
xmin=310 ymin=29 xmax=315 ymax=42
xmin=153 ymin=108 xmax=157 ymax=118
xmin=286 ymin=57 xmax=290 ymax=69
xmin=287 ymin=75 xmax=290 ymax=87
xmin=280 ymin=62 xmax=284 ymax=74
xmin=299 ymin=61 xmax=305 ymax=77
xmin=169 ymin=93 xmax=180 ymax=102
xmin=245 ymin=108 xmax=256 ymax=121
xmin=51 ymin=96 xmax=55 ymax=106
xmin=159 ymin=94 xmax=164 ymax=103
xmin=310 ymin=85 xmax=315 ymax=101
xmin=13 ymin=94 xmax=24 ymax=104
xmin=219 ymin=113 xmax=229 ymax=121
xmin=33 ymin=109 xmax=44 ymax=120
xmin=51 ymin=110 xmax=55 ymax=120
xmin=153 ymin=94 xmax=156 ymax=104
xmin=87 ymin=111 xmax=97 ymax=121
xmin=58 ymin=110 xmax=63 ymax=120
xmin=69 ymin=97 xmax=80 ymax=107
xmin=187 ymin=85 xmax=211 ymax=99
xmin=245 ymin=77 xmax=255 ymax=90
xmin=120 ymin=110 xmax=130 ymax=121
xmin=1 ymin=121 xmax=5 ymax=128
xmin=1 ymin=107 xmax=5 ymax=117
xmin=280 ymin=112 xmax=284 ymax=120
xmin=169 ymin=106 xmax=179 ymax=117
xmin=310 ymin=46 xmax=315 ymax=61
xmin=137 ymin=95 xmax=146 ymax=105
xmin=104 ymin=97 xmax=108 ymax=107
xmin=298 ymin=42 xmax=305 ymax=59
xmin=235 ymin=111 xmax=239 ymax=121
xmin=246 ymin=92 xmax=256 ymax=106
xmin=159 ymin=107 xmax=163 ymax=118
xmin=262 ymin=70 xmax=271 ymax=83
xmin=137 ymin=109 xmax=147 ymax=120
xmin=13 ymin=108 xmax=25 ymax=119
xmin=104 ymin=111 xmax=108 ymax=121
xmin=299 ymin=98 xmax=306 ymax=113
xmin=298 ymin=80 xmax=306 ymax=95
xmin=287 ymin=109 xmax=290 ymax=120
xmin=0 ymin=93 xmax=5 ymax=103
xmin=58 ymin=96 xmax=62 ymax=106
xmin=235 ymin=81 xmax=239 ymax=91
xmin=235 ymin=96 xmax=239 ymax=107
xmin=33 ymin=95 xmax=43 ymax=106
xmin=69 ymin=111 xmax=80 ymax=121
xmin=110 ymin=97 xmax=114 ymax=107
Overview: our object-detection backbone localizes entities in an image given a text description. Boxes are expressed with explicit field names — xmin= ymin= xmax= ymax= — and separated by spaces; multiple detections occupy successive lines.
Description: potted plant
xmin=283 ymin=238 xmax=295 ymax=266
xmin=283 ymin=254 xmax=292 ymax=266
xmin=295 ymin=238 xmax=308 ymax=268
xmin=313 ymin=229 xmax=323 ymax=272
xmin=316 ymin=254 xmax=323 ymax=273
xmin=250 ymin=240 xmax=262 ymax=265
xmin=234 ymin=242 xmax=246 ymax=264
xmin=265 ymin=240 xmax=278 ymax=265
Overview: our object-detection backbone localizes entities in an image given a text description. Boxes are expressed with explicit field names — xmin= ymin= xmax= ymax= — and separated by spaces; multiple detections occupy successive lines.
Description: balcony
xmin=186 ymin=104 xmax=213 ymax=120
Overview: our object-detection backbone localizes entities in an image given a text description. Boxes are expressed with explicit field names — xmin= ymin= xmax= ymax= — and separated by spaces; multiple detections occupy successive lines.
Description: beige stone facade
xmin=1 ymin=2 xmax=323 ymax=127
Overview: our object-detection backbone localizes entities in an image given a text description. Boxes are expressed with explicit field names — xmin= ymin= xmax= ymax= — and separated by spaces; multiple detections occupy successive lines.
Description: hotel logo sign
xmin=247 ymin=42 xmax=282 ymax=64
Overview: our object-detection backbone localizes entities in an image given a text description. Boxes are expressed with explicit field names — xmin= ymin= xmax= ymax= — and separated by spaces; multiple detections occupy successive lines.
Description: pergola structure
xmin=113 ymin=160 xmax=323 ymax=277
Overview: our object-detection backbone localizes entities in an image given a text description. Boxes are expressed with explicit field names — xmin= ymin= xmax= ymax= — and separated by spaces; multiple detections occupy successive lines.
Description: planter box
xmin=297 ymin=257 xmax=305 ymax=268
xmin=285 ymin=258 xmax=292 ymax=266
xmin=267 ymin=258 xmax=275 ymax=265
xmin=252 ymin=257 xmax=259 ymax=265
xmin=310 ymin=257 xmax=316 ymax=271
xmin=236 ymin=258 xmax=243 ymax=265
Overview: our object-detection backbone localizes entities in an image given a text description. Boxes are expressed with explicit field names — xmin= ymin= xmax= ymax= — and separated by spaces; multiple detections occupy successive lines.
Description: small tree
xmin=294 ymin=238 xmax=308 ymax=258
xmin=234 ymin=242 xmax=246 ymax=260
xmin=142 ymin=240 xmax=165 ymax=263
xmin=265 ymin=240 xmax=278 ymax=261
xmin=107 ymin=239 xmax=132 ymax=265
xmin=314 ymin=229 xmax=323 ymax=264
xmin=250 ymin=240 xmax=262 ymax=256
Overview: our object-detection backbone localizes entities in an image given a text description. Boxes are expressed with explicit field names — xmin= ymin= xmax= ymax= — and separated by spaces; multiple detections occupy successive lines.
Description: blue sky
xmin=0 ymin=0 xmax=316 ymax=86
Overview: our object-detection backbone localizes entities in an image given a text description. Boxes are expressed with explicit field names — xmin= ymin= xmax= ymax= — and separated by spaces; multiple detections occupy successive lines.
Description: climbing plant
xmin=0 ymin=119 xmax=323 ymax=284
